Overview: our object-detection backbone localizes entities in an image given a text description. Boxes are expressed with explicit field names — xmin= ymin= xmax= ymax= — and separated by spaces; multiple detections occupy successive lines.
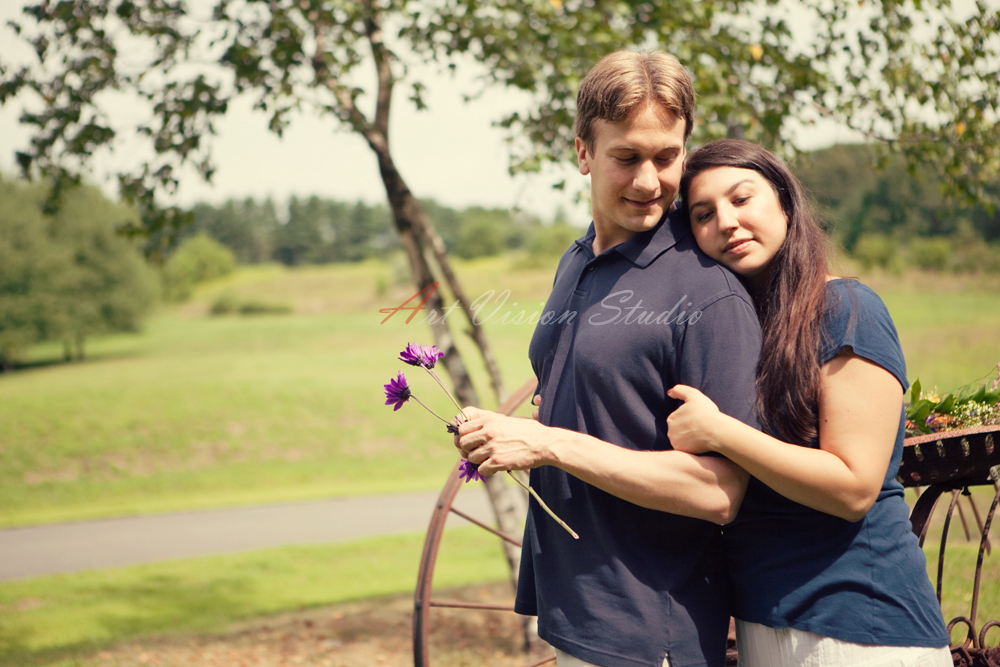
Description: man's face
xmin=576 ymin=104 xmax=686 ymax=251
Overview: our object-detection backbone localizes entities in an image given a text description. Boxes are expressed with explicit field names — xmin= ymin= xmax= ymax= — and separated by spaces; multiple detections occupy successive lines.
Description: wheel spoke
xmin=449 ymin=506 xmax=523 ymax=547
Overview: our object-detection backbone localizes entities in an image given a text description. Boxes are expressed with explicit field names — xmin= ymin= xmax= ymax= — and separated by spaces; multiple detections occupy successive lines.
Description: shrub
xmin=852 ymin=233 xmax=899 ymax=271
xmin=907 ymin=237 xmax=952 ymax=271
xmin=162 ymin=234 xmax=236 ymax=302
xmin=210 ymin=293 xmax=291 ymax=316
xmin=952 ymin=239 xmax=1000 ymax=274
xmin=238 ymin=300 xmax=292 ymax=316
xmin=454 ymin=213 xmax=506 ymax=259
xmin=526 ymin=223 xmax=581 ymax=257
xmin=209 ymin=292 xmax=239 ymax=315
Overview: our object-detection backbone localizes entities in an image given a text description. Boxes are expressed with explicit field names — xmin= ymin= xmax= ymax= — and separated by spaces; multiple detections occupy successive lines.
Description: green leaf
xmin=933 ymin=394 xmax=958 ymax=415
xmin=907 ymin=398 xmax=934 ymax=423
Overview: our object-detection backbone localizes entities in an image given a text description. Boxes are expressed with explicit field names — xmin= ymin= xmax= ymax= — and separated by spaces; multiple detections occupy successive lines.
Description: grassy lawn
xmin=1 ymin=496 xmax=996 ymax=666
xmin=2 ymin=258 xmax=999 ymax=527
xmin=1 ymin=256 xmax=999 ymax=662
xmin=1 ymin=256 xmax=997 ymax=529
xmin=871 ymin=272 xmax=1000 ymax=392
xmin=0 ymin=257 xmax=552 ymax=527
xmin=0 ymin=527 xmax=511 ymax=666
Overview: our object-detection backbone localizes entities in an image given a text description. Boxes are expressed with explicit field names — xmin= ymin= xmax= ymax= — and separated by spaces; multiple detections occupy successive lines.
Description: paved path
xmin=0 ymin=489 xmax=493 ymax=581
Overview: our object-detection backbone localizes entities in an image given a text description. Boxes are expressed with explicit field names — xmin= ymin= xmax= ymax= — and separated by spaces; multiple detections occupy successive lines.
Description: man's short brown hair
xmin=574 ymin=50 xmax=695 ymax=150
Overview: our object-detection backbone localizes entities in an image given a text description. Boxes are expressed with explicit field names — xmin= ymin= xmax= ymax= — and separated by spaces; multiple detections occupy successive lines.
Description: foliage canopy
xmin=0 ymin=0 xmax=997 ymax=240
xmin=0 ymin=177 xmax=158 ymax=367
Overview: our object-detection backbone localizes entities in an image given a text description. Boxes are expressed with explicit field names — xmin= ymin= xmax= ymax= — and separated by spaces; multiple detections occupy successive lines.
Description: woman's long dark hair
xmin=680 ymin=139 xmax=831 ymax=446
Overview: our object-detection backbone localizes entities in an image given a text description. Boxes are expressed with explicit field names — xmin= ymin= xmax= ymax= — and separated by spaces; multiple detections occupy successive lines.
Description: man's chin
xmin=628 ymin=209 xmax=665 ymax=230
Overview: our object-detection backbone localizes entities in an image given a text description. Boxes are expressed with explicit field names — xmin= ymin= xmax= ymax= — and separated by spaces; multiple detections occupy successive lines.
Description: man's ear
xmin=575 ymin=137 xmax=590 ymax=176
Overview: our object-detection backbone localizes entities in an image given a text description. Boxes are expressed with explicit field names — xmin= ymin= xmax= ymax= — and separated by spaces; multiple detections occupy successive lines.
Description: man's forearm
xmin=456 ymin=408 xmax=747 ymax=524
xmin=549 ymin=432 xmax=748 ymax=524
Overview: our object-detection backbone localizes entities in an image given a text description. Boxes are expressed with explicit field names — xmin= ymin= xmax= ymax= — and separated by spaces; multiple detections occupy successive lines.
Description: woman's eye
xmin=733 ymin=196 xmax=750 ymax=206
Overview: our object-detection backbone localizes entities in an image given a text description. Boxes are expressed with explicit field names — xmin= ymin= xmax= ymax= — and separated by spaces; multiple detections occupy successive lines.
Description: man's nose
xmin=633 ymin=161 xmax=659 ymax=194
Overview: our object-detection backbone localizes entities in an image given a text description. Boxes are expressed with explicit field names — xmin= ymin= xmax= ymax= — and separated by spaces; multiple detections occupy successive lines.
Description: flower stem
xmin=426 ymin=368 xmax=468 ymax=421
xmin=410 ymin=395 xmax=453 ymax=425
xmin=505 ymin=471 xmax=579 ymax=540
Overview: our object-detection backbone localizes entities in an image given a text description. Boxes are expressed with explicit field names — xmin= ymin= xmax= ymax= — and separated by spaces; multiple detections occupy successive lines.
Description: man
xmin=455 ymin=50 xmax=761 ymax=667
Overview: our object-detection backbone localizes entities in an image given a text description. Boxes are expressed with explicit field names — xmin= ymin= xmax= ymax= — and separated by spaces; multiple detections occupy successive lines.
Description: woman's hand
xmin=452 ymin=406 xmax=556 ymax=477
xmin=532 ymin=394 xmax=541 ymax=422
xmin=665 ymin=385 xmax=727 ymax=455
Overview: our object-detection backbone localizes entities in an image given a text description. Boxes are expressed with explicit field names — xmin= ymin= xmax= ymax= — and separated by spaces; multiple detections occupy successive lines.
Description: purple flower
xmin=458 ymin=458 xmax=483 ymax=483
xmin=383 ymin=371 xmax=411 ymax=411
xmin=446 ymin=423 xmax=459 ymax=435
xmin=398 ymin=343 xmax=444 ymax=370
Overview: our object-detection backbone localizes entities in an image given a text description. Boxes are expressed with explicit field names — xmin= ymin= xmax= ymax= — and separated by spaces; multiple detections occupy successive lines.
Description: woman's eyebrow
xmin=688 ymin=179 xmax=754 ymax=210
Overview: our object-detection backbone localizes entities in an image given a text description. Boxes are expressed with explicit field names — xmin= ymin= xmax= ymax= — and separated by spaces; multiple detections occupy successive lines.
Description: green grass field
xmin=1 ymin=256 xmax=998 ymax=665
xmin=0 ymin=257 xmax=552 ymax=527
xmin=0 ymin=527 xmax=510 ymax=666
xmin=2 ymin=257 xmax=997 ymax=527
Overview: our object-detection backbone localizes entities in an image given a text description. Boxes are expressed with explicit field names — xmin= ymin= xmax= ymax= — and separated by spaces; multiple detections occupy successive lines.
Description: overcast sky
xmin=0 ymin=0 xmax=868 ymax=223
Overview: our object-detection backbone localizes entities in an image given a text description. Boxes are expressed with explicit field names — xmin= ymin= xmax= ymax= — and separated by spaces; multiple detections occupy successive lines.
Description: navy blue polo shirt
xmin=518 ymin=210 xmax=762 ymax=667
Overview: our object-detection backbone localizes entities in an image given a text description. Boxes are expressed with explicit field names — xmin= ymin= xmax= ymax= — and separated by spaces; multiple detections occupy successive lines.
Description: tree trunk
xmin=353 ymin=7 xmax=529 ymax=644
xmin=410 ymin=215 xmax=510 ymax=405
xmin=373 ymin=145 xmax=529 ymax=592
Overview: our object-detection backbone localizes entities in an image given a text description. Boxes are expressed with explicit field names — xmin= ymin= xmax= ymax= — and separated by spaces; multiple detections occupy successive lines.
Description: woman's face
xmin=686 ymin=166 xmax=789 ymax=281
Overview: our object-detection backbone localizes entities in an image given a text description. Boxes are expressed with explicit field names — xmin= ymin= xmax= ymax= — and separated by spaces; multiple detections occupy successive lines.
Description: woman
xmin=669 ymin=139 xmax=951 ymax=666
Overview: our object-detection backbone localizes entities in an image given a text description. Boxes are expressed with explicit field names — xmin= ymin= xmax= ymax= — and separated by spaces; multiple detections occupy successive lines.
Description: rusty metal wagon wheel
xmin=901 ymin=425 xmax=1000 ymax=666
xmin=413 ymin=377 xmax=555 ymax=667
xmin=415 ymin=399 xmax=1000 ymax=667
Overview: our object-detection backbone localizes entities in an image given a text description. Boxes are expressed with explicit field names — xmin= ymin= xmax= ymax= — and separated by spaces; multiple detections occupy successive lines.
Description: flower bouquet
xmin=905 ymin=362 xmax=1000 ymax=437
xmin=384 ymin=343 xmax=578 ymax=539
xmin=898 ymin=363 xmax=1000 ymax=488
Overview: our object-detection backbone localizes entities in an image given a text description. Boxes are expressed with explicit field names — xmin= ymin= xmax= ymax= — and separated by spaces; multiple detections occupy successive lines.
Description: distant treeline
xmin=794 ymin=144 xmax=1000 ymax=272
xmin=176 ymin=197 xmax=576 ymax=265
xmin=3 ymin=143 xmax=999 ymax=367
xmin=177 ymin=144 xmax=1000 ymax=274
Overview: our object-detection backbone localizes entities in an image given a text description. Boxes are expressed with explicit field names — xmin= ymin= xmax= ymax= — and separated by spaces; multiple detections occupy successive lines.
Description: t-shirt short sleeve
xmin=674 ymin=290 xmax=761 ymax=429
xmin=819 ymin=280 xmax=908 ymax=392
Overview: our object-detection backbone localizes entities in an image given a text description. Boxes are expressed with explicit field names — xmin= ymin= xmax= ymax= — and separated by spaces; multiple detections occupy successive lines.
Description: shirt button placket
xmin=576 ymin=260 xmax=598 ymax=296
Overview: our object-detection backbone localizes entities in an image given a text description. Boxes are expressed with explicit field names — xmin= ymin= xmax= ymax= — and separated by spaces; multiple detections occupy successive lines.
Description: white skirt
xmin=736 ymin=619 xmax=952 ymax=667
xmin=555 ymin=647 xmax=672 ymax=667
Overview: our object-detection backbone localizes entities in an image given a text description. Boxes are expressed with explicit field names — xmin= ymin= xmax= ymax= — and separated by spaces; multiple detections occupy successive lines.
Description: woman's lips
xmin=724 ymin=238 xmax=752 ymax=254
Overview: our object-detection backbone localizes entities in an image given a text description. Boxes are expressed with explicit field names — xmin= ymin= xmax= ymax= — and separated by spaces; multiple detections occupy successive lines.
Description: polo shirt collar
xmin=575 ymin=208 xmax=689 ymax=269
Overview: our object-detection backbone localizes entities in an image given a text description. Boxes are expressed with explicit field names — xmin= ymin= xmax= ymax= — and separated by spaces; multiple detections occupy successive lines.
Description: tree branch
xmin=364 ymin=0 xmax=393 ymax=138
xmin=310 ymin=22 xmax=372 ymax=137
xmin=360 ymin=0 xmax=508 ymax=404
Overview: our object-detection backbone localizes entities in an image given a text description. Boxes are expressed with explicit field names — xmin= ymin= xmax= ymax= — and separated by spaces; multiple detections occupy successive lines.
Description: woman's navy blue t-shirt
xmin=722 ymin=279 xmax=950 ymax=647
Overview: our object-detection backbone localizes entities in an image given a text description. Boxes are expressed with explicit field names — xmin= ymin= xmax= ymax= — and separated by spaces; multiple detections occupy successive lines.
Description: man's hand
xmin=453 ymin=406 xmax=555 ymax=477
xmin=665 ymin=385 xmax=728 ymax=455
